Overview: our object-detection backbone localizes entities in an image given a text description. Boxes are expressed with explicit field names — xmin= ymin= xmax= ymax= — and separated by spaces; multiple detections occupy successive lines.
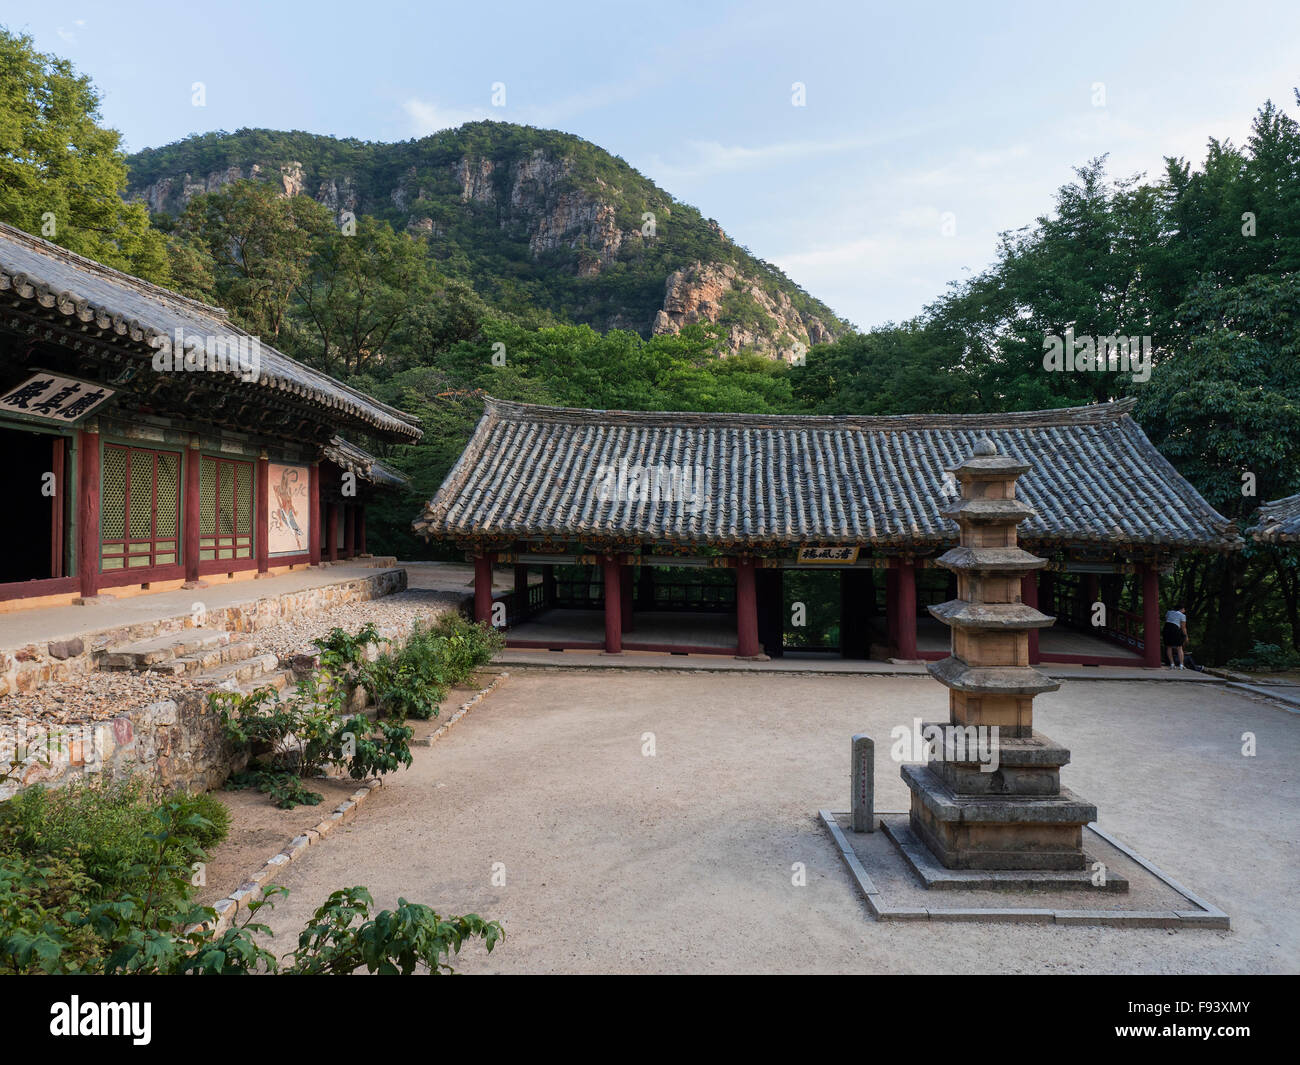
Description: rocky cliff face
xmin=454 ymin=149 xmax=639 ymax=275
xmin=128 ymin=126 xmax=850 ymax=358
xmin=654 ymin=262 xmax=837 ymax=361
xmin=141 ymin=162 xmax=307 ymax=216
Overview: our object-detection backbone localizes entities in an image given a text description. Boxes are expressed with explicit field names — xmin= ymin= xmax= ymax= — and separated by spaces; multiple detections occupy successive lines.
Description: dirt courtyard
xmin=256 ymin=669 xmax=1300 ymax=974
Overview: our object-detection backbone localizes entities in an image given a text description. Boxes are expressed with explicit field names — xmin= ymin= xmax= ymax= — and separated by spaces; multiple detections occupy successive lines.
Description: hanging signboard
xmin=0 ymin=371 xmax=116 ymax=426
xmin=797 ymin=545 xmax=860 ymax=564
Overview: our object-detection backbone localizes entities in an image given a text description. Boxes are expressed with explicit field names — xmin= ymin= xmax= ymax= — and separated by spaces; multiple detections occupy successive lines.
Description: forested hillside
xmin=126 ymin=124 xmax=849 ymax=358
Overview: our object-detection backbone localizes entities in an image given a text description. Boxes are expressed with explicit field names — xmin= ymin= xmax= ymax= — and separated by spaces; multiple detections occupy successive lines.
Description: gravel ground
xmin=257 ymin=670 xmax=1300 ymax=974
xmin=249 ymin=588 xmax=464 ymax=659
xmin=0 ymin=669 xmax=203 ymax=725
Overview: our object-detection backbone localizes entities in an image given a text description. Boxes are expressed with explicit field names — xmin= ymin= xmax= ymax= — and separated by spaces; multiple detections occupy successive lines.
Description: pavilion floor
xmin=507 ymin=608 xmax=738 ymax=652
xmin=506 ymin=607 xmax=1146 ymax=664
xmin=915 ymin=616 xmax=1143 ymax=663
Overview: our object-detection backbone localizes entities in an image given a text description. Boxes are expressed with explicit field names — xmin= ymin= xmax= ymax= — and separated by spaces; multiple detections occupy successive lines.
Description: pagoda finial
xmin=972 ymin=436 xmax=997 ymax=456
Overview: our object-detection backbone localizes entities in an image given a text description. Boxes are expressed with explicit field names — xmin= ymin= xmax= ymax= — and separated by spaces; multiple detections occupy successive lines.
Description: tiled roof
xmin=413 ymin=397 xmax=1240 ymax=551
xmin=323 ymin=436 xmax=409 ymax=488
xmin=1250 ymin=493 xmax=1300 ymax=543
xmin=0 ymin=223 xmax=421 ymax=441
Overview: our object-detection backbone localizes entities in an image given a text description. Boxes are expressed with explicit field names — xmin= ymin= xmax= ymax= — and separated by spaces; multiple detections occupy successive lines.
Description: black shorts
xmin=1163 ymin=623 xmax=1185 ymax=648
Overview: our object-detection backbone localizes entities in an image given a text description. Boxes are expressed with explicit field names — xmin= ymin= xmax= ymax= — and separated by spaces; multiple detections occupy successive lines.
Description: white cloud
xmin=402 ymin=98 xmax=494 ymax=136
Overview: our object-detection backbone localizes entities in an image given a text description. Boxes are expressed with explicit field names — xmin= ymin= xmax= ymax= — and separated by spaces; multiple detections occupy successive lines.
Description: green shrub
xmin=168 ymin=792 xmax=231 ymax=847
xmin=0 ymin=779 xmax=165 ymax=899
xmin=1227 ymin=641 xmax=1300 ymax=672
xmin=361 ymin=614 xmax=503 ymax=722
xmin=214 ymin=652 xmax=415 ymax=807
xmin=1 ymin=798 xmax=502 ymax=975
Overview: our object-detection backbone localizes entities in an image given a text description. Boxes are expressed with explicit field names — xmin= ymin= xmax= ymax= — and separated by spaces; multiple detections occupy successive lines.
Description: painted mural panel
xmin=268 ymin=463 xmax=309 ymax=555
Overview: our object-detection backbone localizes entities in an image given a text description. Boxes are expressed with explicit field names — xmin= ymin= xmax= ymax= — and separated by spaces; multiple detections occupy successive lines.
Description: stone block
xmin=47 ymin=638 xmax=84 ymax=660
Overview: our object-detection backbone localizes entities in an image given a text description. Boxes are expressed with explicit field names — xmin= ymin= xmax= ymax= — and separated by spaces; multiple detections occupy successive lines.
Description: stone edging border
xmin=193 ymin=778 xmax=384 ymax=937
xmin=820 ymin=809 xmax=1230 ymax=929
xmin=413 ymin=670 xmax=509 ymax=746
xmin=193 ymin=670 xmax=510 ymax=938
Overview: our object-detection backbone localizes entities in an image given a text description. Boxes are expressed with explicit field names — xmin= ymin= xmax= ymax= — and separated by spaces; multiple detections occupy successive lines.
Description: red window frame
xmin=99 ymin=443 xmax=183 ymax=583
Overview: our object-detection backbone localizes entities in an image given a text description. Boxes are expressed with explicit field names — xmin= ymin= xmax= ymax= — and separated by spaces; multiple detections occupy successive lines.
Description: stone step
xmin=191 ymin=652 xmax=281 ymax=689
xmin=101 ymin=629 xmax=234 ymax=671
xmin=237 ymin=668 xmax=294 ymax=697
xmin=163 ymin=640 xmax=261 ymax=676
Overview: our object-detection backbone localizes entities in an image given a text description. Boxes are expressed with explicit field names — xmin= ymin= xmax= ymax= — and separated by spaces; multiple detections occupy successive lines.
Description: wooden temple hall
xmin=415 ymin=398 xmax=1241 ymax=666
xmin=0 ymin=222 xmax=418 ymax=609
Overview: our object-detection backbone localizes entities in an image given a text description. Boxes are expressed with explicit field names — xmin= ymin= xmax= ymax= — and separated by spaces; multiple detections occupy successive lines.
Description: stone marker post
xmin=851 ymin=733 xmax=874 ymax=832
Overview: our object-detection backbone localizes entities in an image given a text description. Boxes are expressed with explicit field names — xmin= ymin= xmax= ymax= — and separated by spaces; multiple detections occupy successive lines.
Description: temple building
xmin=415 ymin=397 xmax=1241 ymax=666
xmin=0 ymin=222 xmax=419 ymax=609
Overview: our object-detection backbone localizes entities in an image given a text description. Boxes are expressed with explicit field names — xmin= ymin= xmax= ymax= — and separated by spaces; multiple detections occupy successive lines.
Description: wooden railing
xmin=1055 ymin=592 xmax=1146 ymax=652
xmin=496 ymin=581 xmax=548 ymax=626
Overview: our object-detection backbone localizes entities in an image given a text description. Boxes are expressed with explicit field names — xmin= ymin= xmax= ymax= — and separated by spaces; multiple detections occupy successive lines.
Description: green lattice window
xmin=100 ymin=445 xmax=181 ymax=571
xmin=199 ymin=455 xmax=254 ymax=562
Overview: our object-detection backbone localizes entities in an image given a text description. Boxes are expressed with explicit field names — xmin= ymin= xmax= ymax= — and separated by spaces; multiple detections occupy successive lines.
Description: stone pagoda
xmin=900 ymin=437 xmax=1098 ymax=872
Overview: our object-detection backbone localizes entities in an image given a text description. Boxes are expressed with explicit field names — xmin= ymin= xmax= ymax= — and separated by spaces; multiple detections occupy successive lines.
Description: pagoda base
xmin=901 ymin=763 xmax=1097 ymax=871
xmin=881 ymin=817 xmax=1128 ymax=891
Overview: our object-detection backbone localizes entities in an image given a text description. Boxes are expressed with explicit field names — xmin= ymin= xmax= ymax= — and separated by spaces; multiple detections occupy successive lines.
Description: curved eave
xmin=0 ymin=229 xmax=422 ymax=442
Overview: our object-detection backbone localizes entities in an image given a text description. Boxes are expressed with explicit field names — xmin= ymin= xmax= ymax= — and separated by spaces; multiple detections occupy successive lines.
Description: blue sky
xmin=13 ymin=1 xmax=1300 ymax=330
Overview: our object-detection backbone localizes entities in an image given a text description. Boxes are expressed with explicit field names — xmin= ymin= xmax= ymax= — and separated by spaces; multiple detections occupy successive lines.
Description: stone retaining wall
xmin=0 ymin=688 xmax=246 ymax=801
xmin=0 ymin=568 xmax=408 ymax=800
xmin=0 ymin=568 xmax=407 ymax=698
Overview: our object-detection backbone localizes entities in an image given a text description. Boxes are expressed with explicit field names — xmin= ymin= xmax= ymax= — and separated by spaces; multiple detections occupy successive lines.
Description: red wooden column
xmin=896 ymin=559 xmax=918 ymax=660
xmin=1141 ymin=562 xmax=1161 ymax=668
xmin=603 ymin=556 xmax=623 ymax=653
xmin=308 ymin=462 xmax=321 ymax=565
xmin=735 ymin=557 xmax=761 ymax=658
xmin=474 ymin=553 xmax=494 ymax=624
xmin=343 ymin=504 xmax=356 ymax=559
xmin=885 ymin=565 xmax=900 ymax=652
xmin=183 ymin=439 xmax=201 ymax=585
xmin=620 ymin=562 xmax=634 ymax=633
xmin=75 ymin=425 xmax=101 ymax=599
xmin=326 ymin=503 xmax=339 ymax=562
xmin=1021 ymin=572 xmax=1040 ymax=664
xmin=255 ymin=450 xmax=270 ymax=575
xmin=357 ymin=507 xmax=367 ymax=555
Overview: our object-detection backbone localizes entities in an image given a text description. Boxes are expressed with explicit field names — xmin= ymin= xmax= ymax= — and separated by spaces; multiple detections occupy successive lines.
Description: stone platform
xmin=821 ymin=810 xmax=1229 ymax=928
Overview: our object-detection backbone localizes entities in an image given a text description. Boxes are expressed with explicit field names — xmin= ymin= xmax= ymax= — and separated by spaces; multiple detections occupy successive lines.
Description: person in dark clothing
xmin=1164 ymin=605 xmax=1188 ymax=669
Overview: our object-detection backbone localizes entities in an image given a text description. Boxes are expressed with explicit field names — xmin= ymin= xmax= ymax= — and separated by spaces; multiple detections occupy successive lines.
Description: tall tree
xmin=175 ymin=179 xmax=332 ymax=340
xmin=0 ymin=27 xmax=168 ymax=279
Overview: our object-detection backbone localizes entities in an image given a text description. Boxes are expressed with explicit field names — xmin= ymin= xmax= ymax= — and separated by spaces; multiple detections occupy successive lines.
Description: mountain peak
xmin=126 ymin=124 xmax=850 ymax=358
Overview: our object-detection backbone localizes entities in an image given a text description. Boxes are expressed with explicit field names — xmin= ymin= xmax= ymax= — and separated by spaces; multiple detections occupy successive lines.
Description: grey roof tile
xmin=0 ymin=222 xmax=421 ymax=441
xmin=414 ymin=397 xmax=1240 ymax=550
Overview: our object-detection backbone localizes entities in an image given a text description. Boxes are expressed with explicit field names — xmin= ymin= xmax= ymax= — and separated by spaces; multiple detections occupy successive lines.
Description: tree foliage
xmin=0 ymin=28 xmax=167 ymax=280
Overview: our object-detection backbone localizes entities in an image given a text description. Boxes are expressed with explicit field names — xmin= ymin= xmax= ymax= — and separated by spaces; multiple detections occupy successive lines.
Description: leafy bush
xmin=213 ymin=655 xmax=414 ymax=807
xmin=1227 ymin=641 xmax=1300 ymax=673
xmin=361 ymin=615 xmax=503 ymax=722
xmin=0 ymin=795 xmax=502 ymax=975
xmin=168 ymin=792 xmax=231 ymax=848
xmin=0 ymin=779 xmax=197 ymax=904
